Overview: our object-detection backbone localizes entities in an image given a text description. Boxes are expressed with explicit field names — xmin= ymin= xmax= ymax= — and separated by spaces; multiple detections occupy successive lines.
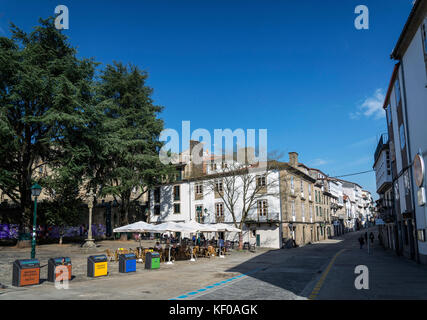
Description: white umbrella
xmin=113 ymin=221 xmax=157 ymax=261
xmin=150 ymin=221 xmax=198 ymax=233
xmin=186 ymin=220 xmax=217 ymax=232
xmin=183 ymin=221 xmax=218 ymax=261
xmin=113 ymin=221 xmax=155 ymax=233
xmin=208 ymin=223 xmax=241 ymax=232
xmin=149 ymin=222 xmax=198 ymax=264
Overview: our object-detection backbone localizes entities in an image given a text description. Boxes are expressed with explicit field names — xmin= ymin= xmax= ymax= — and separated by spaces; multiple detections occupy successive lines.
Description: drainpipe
xmin=278 ymin=170 xmax=284 ymax=248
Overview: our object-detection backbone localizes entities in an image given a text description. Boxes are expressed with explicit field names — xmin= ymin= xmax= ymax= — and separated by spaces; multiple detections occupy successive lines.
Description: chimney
xmin=289 ymin=152 xmax=299 ymax=167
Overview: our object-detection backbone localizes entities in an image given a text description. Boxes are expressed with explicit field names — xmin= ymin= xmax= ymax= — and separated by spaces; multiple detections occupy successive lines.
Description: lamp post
xmin=30 ymin=183 xmax=42 ymax=259
xmin=83 ymin=190 xmax=96 ymax=248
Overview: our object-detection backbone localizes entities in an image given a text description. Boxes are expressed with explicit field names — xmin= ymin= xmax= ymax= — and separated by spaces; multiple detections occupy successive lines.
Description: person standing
xmin=358 ymin=236 xmax=365 ymax=249
xmin=369 ymin=232 xmax=375 ymax=244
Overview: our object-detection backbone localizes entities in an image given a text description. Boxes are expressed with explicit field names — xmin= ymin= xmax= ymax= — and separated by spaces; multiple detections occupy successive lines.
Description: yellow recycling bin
xmin=87 ymin=255 xmax=108 ymax=278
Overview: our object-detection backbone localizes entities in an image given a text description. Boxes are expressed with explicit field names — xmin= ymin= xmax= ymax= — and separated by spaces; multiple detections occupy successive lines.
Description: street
xmin=2 ymin=228 xmax=427 ymax=300
xmin=184 ymin=228 xmax=427 ymax=300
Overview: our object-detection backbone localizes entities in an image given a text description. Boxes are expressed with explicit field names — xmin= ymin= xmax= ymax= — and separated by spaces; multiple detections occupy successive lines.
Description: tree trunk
xmin=59 ymin=227 xmax=64 ymax=245
xmin=239 ymin=232 xmax=243 ymax=250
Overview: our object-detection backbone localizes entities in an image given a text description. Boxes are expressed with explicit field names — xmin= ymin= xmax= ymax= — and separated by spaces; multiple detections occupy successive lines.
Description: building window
xmin=215 ymin=203 xmax=224 ymax=218
xmin=316 ymin=206 xmax=319 ymax=216
xmin=395 ymin=77 xmax=401 ymax=105
xmin=394 ymin=181 xmax=400 ymax=201
xmin=175 ymin=168 xmax=182 ymax=181
xmin=291 ymin=200 xmax=296 ymax=220
xmin=210 ymin=162 xmax=217 ymax=171
xmin=257 ymin=200 xmax=268 ymax=217
xmin=173 ymin=185 xmax=180 ymax=201
xmin=256 ymin=175 xmax=266 ymax=188
xmin=319 ymin=207 xmax=322 ymax=217
xmin=310 ymin=205 xmax=313 ymax=221
xmin=290 ymin=176 xmax=294 ymax=194
xmin=196 ymin=205 xmax=203 ymax=222
xmin=308 ymin=184 xmax=312 ymax=199
xmin=404 ymin=171 xmax=410 ymax=196
xmin=174 ymin=203 xmax=180 ymax=214
xmin=300 ymin=179 xmax=304 ymax=197
xmin=215 ymin=180 xmax=223 ymax=193
xmin=195 ymin=183 xmax=203 ymax=196
xmin=301 ymin=203 xmax=305 ymax=221
xmin=399 ymin=124 xmax=406 ymax=150
xmin=386 ymin=104 xmax=392 ymax=125
xmin=154 ymin=188 xmax=160 ymax=203
xmin=154 ymin=205 xmax=160 ymax=215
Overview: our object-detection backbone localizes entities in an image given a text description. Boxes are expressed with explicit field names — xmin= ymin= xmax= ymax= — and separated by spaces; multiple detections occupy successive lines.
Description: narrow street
xmin=183 ymin=228 xmax=427 ymax=300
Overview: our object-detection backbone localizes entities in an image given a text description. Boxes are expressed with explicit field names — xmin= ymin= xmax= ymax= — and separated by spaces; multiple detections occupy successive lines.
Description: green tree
xmin=97 ymin=62 xmax=172 ymax=226
xmin=0 ymin=17 xmax=97 ymax=234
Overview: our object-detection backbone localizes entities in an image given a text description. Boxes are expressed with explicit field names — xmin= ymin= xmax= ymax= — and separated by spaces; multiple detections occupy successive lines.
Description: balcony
xmin=245 ymin=212 xmax=280 ymax=224
xmin=373 ymin=134 xmax=392 ymax=194
xmin=215 ymin=215 xmax=225 ymax=223
xmin=374 ymin=133 xmax=389 ymax=164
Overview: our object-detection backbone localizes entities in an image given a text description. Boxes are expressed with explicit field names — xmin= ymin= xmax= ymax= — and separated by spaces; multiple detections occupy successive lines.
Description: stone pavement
xmin=0 ymin=239 xmax=269 ymax=299
xmin=2 ymin=229 xmax=427 ymax=299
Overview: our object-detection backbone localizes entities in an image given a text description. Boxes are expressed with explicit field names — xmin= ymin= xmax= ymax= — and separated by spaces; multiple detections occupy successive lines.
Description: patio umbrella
xmin=207 ymin=223 xmax=242 ymax=257
xmin=149 ymin=222 xmax=199 ymax=264
xmin=182 ymin=221 xmax=217 ymax=261
xmin=113 ymin=221 xmax=155 ymax=233
xmin=113 ymin=221 xmax=157 ymax=249
xmin=208 ymin=223 xmax=241 ymax=232
xmin=185 ymin=220 xmax=217 ymax=232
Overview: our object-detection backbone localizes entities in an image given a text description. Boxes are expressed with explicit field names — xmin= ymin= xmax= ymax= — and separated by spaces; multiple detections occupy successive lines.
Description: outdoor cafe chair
xmin=207 ymin=245 xmax=216 ymax=258
xmin=105 ymin=249 xmax=115 ymax=262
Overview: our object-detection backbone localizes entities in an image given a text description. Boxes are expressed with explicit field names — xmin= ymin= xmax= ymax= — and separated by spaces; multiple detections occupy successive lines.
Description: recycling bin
xmin=145 ymin=252 xmax=160 ymax=270
xmin=48 ymin=257 xmax=72 ymax=282
xmin=119 ymin=253 xmax=136 ymax=273
xmin=12 ymin=259 xmax=40 ymax=287
xmin=87 ymin=255 xmax=108 ymax=278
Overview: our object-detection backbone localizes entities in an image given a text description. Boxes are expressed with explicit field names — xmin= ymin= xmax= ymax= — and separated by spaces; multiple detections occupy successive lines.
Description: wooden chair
xmin=105 ymin=249 xmax=115 ymax=262
xmin=207 ymin=245 xmax=216 ymax=258
xmin=115 ymin=248 xmax=130 ymax=261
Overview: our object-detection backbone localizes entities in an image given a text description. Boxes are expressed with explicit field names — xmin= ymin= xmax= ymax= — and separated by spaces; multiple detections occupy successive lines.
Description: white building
xmin=376 ymin=0 xmax=427 ymax=262
xmin=149 ymin=167 xmax=283 ymax=248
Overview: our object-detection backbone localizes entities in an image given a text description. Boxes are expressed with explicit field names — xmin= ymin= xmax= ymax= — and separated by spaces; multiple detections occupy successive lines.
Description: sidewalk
xmin=316 ymin=228 xmax=427 ymax=299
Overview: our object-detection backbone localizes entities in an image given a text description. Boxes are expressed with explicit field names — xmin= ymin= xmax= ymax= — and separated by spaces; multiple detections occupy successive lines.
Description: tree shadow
xmin=224 ymin=240 xmax=344 ymax=298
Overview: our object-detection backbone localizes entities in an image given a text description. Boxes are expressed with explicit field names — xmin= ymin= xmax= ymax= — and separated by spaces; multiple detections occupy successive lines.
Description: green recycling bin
xmin=145 ymin=252 xmax=160 ymax=269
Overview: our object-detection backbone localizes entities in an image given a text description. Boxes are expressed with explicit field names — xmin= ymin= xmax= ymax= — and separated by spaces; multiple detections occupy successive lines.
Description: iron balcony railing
xmin=245 ymin=211 xmax=280 ymax=223
xmin=374 ymin=133 xmax=389 ymax=164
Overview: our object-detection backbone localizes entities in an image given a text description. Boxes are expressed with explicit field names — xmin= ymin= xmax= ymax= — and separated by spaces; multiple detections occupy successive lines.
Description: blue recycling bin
xmin=119 ymin=253 xmax=136 ymax=273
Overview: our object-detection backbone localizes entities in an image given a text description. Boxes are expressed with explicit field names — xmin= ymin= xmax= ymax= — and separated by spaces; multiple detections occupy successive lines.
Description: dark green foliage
xmin=97 ymin=62 xmax=173 ymax=225
xmin=0 ymin=17 xmax=171 ymax=231
xmin=0 ymin=17 xmax=97 ymax=230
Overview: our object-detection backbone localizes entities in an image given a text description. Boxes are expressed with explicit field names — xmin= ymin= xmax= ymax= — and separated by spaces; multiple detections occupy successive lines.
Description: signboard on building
xmin=414 ymin=153 xmax=425 ymax=188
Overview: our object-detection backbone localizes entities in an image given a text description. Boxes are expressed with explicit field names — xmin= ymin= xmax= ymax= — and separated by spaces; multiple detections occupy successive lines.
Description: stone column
xmin=83 ymin=190 xmax=96 ymax=248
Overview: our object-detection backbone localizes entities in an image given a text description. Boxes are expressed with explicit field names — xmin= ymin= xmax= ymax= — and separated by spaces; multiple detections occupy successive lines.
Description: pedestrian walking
xmin=369 ymin=232 xmax=374 ymax=244
xmin=358 ymin=236 xmax=365 ymax=249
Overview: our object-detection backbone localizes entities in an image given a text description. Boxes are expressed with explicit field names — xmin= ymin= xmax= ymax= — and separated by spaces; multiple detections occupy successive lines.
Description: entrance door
xmin=302 ymin=226 xmax=305 ymax=244
xmin=256 ymin=234 xmax=260 ymax=247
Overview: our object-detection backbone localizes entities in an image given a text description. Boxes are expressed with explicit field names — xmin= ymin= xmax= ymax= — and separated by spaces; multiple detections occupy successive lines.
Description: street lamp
xmin=83 ymin=189 xmax=96 ymax=248
xmin=30 ymin=183 xmax=42 ymax=259
xmin=196 ymin=207 xmax=202 ymax=223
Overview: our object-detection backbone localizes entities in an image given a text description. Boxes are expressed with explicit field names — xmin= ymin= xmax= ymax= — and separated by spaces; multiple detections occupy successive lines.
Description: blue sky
xmin=0 ymin=0 xmax=415 ymax=198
